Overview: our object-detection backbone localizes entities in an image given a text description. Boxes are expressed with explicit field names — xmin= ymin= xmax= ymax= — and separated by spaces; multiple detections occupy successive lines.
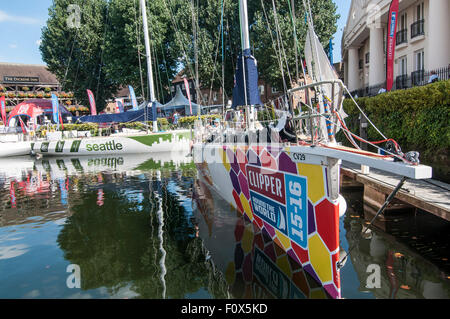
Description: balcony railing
xmin=396 ymin=29 xmax=408 ymax=45
xmin=411 ymin=70 xmax=425 ymax=86
xmin=396 ymin=75 xmax=408 ymax=89
xmin=411 ymin=19 xmax=425 ymax=38
xmin=346 ymin=66 xmax=449 ymax=98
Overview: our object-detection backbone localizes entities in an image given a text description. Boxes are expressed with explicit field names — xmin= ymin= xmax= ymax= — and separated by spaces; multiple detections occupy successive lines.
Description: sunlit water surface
xmin=0 ymin=153 xmax=448 ymax=299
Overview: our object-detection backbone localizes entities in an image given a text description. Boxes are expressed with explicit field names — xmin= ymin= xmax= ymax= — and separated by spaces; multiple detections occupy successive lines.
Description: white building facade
xmin=342 ymin=0 xmax=450 ymax=95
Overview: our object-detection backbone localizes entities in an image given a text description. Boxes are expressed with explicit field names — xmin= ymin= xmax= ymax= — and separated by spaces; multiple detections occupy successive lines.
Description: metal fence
xmin=348 ymin=66 xmax=450 ymax=98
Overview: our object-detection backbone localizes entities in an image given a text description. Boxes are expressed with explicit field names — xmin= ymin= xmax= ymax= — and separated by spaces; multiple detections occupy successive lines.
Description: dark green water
xmin=0 ymin=153 xmax=448 ymax=299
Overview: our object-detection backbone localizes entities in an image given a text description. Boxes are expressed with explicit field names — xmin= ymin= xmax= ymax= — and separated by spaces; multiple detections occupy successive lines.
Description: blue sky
xmin=0 ymin=0 xmax=350 ymax=65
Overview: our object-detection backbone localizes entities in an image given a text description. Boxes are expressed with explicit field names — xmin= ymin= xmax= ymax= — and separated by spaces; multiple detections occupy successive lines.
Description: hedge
xmin=177 ymin=114 xmax=221 ymax=127
xmin=339 ymin=80 xmax=450 ymax=179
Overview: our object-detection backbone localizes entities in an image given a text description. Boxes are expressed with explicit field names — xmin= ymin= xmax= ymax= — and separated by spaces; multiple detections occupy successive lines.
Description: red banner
xmin=183 ymin=78 xmax=193 ymax=115
xmin=18 ymin=116 xmax=27 ymax=134
xmin=59 ymin=113 xmax=64 ymax=130
xmin=386 ymin=0 xmax=399 ymax=91
xmin=86 ymin=89 xmax=97 ymax=115
xmin=0 ymin=96 xmax=6 ymax=126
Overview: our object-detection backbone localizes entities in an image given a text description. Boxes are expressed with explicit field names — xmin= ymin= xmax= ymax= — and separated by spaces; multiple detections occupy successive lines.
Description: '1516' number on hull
xmin=285 ymin=175 xmax=307 ymax=248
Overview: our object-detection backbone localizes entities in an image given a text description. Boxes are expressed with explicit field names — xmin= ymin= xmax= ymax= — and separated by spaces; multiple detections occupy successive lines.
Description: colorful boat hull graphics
xmin=194 ymin=143 xmax=341 ymax=298
xmin=32 ymin=131 xmax=191 ymax=156
xmin=193 ymin=177 xmax=332 ymax=299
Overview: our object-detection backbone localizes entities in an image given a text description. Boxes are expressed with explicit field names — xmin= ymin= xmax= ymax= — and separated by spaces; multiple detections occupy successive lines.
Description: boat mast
xmin=139 ymin=0 xmax=158 ymax=133
xmin=239 ymin=0 xmax=254 ymax=129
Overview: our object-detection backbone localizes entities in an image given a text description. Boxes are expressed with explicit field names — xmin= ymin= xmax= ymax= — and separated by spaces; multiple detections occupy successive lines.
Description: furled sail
xmin=304 ymin=25 xmax=347 ymax=135
xmin=231 ymin=49 xmax=263 ymax=108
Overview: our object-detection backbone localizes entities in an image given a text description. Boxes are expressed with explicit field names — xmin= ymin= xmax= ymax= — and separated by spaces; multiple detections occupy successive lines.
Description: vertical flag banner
xmin=129 ymin=85 xmax=138 ymax=110
xmin=183 ymin=78 xmax=193 ymax=115
xmin=115 ymin=98 xmax=124 ymax=113
xmin=0 ymin=96 xmax=6 ymax=126
xmin=18 ymin=116 xmax=27 ymax=134
xmin=51 ymin=93 xmax=60 ymax=125
xmin=328 ymin=39 xmax=333 ymax=65
xmin=386 ymin=0 xmax=399 ymax=91
xmin=59 ymin=113 xmax=64 ymax=130
xmin=86 ymin=89 xmax=97 ymax=115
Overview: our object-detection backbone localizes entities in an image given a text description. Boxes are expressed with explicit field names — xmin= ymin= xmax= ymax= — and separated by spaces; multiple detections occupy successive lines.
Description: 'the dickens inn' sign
xmin=3 ymin=76 xmax=40 ymax=84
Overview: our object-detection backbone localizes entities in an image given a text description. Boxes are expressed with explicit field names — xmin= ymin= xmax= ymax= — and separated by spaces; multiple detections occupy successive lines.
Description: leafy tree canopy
xmin=40 ymin=0 xmax=338 ymax=110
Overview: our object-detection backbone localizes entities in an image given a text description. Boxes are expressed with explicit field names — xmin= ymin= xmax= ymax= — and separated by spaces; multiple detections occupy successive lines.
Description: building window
xmin=359 ymin=59 xmax=363 ymax=70
xmin=396 ymin=56 xmax=408 ymax=89
xmin=365 ymin=52 xmax=370 ymax=64
xmin=411 ymin=2 xmax=424 ymax=38
xmin=416 ymin=2 xmax=424 ymax=21
xmin=398 ymin=56 xmax=408 ymax=75
xmin=396 ymin=12 xmax=407 ymax=45
xmin=415 ymin=50 xmax=424 ymax=71
xmin=412 ymin=50 xmax=425 ymax=85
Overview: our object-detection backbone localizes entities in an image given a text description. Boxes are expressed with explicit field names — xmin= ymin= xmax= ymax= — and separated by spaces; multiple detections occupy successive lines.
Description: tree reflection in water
xmin=57 ymin=173 xmax=229 ymax=299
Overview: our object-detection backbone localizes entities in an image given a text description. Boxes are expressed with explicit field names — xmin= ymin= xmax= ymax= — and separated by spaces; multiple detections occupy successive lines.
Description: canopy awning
xmin=163 ymin=86 xmax=201 ymax=115
xmin=7 ymin=99 xmax=71 ymax=126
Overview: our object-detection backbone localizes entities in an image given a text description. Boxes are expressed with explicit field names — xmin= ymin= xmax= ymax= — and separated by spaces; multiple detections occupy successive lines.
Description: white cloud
xmin=0 ymin=10 xmax=42 ymax=25
xmin=8 ymin=43 xmax=18 ymax=49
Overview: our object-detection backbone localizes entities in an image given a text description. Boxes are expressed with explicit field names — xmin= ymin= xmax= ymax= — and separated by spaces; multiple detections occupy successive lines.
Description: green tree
xmin=40 ymin=0 xmax=339 ymax=109
xmin=102 ymin=0 xmax=180 ymax=104
xmin=40 ymin=0 xmax=119 ymax=112
xmin=250 ymin=0 xmax=339 ymax=93
xmin=171 ymin=0 xmax=339 ymax=101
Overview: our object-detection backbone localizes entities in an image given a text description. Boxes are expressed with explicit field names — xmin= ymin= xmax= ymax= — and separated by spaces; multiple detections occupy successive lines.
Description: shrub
xmin=178 ymin=114 xmax=221 ymax=128
xmin=340 ymin=80 xmax=450 ymax=165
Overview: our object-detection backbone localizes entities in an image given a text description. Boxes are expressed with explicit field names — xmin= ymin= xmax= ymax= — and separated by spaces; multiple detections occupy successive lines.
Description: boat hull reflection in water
xmin=193 ymin=175 xmax=332 ymax=299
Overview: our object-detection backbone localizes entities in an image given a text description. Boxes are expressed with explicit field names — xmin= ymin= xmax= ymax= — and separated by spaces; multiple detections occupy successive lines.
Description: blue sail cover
xmin=76 ymin=105 xmax=155 ymax=124
xmin=231 ymin=49 xmax=263 ymax=108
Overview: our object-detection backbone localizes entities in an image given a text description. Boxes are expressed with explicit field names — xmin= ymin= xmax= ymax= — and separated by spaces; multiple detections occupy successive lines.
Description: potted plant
xmin=44 ymin=87 xmax=51 ymax=93
xmin=22 ymin=86 xmax=30 ymax=92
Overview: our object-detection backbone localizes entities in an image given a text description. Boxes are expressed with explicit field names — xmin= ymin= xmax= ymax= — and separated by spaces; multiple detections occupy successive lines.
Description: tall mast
xmin=239 ymin=0 xmax=255 ymax=129
xmin=140 ymin=0 xmax=158 ymax=133
xmin=239 ymin=0 xmax=250 ymax=51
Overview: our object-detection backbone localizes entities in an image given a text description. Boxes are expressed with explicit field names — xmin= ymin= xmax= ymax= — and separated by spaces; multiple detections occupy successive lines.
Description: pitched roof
xmin=0 ymin=62 xmax=59 ymax=85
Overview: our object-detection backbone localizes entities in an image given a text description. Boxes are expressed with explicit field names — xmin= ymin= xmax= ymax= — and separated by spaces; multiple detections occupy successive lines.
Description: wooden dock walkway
xmin=340 ymin=161 xmax=450 ymax=221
